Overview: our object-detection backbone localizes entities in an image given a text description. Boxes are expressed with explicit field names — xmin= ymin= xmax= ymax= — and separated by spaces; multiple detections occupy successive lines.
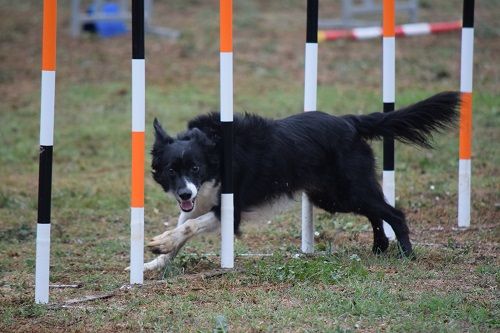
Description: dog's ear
xmin=153 ymin=118 xmax=173 ymax=144
xmin=190 ymin=127 xmax=219 ymax=168
xmin=190 ymin=127 xmax=216 ymax=148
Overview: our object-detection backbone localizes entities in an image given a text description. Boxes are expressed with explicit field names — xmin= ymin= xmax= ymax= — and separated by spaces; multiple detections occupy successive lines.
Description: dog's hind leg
xmin=382 ymin=205 xmax=413 ymax=258
xmin=364 ymin=202 xmax=413 ymax=258
xmin=348 ymin=171 xmax=413 ymax=258
xmin=308 ymin=189 xmax=392 ymax=256
xmin=367 ymin=216 xmax=389 ymax=254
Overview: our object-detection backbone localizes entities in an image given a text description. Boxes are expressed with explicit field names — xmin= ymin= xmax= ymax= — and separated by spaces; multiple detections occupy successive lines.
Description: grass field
xmin=0 ymin=1 xmax=498 ymax=332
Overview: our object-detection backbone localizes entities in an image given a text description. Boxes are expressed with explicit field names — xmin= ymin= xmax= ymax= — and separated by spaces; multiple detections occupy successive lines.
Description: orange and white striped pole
xmin=458 ymin=0 xmax=475 ymax=228
xmin=130 ymin=0 xmax=145 ymax=284
xmin=382 ymin=0 xmax=396 ymax=240
xmin=35 ymin=0 xmax=57 ymax=304
xmin=220 ymin=0 xmax=234 ymax=268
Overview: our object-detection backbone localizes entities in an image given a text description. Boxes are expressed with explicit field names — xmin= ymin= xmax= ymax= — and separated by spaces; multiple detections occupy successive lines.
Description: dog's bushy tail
xmin=346 ymin=91 xmax=460 ymax=148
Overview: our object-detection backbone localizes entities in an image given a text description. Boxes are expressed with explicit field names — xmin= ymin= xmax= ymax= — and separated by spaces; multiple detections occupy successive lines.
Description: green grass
xmin=3 ymin=248 xmax=497 ymax=332
xmin=1 ymin=94 xmax=498 ymax=328
xmin=1 ymin=81 xmax=498 ymax=332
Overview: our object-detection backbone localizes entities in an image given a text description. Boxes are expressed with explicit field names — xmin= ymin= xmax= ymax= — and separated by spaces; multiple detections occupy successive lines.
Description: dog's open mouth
xmin=179 ymin=199 xmax=195 ymax=212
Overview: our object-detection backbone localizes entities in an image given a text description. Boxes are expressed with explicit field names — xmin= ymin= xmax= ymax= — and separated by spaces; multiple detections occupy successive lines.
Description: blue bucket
xmin=86 ymin=2 xmax=128 ymax=38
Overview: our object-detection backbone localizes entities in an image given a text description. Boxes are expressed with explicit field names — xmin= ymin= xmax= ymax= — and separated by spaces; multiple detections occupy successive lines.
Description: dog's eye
xmin=168 ymin=168 xmax=176 ymax=175
xmin=192 ymin=165 xmax=199 ymax=173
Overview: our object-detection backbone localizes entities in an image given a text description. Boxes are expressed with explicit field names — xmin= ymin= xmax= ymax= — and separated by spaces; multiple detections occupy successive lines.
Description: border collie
xmin=142 ymin=91 xmax=459 ymax=271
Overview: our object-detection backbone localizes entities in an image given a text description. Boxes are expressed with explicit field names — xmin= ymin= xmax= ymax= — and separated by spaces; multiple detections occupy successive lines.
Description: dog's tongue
xmin=180 ymin=200 xmax=194 ymax=211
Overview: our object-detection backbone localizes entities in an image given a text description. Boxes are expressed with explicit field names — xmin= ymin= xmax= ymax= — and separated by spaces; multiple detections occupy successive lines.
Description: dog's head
xmin=151 ymin=118 xmax=219 ymax=212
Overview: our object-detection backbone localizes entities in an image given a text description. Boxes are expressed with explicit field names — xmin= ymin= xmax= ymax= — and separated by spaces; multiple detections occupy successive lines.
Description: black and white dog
xmin=142 ymin=91 xmax=459 ymax=271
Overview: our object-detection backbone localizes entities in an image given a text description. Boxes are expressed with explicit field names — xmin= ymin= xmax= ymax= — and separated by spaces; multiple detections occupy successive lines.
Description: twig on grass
xmin=202 ymin=252 xmax=274 ymax=257
xmin=119 ymin=280 xmax=167 ymax=290
xmin=201 ymin=268 xmax=239 ymax=280
xmin=413 ymin=242 xmax=443 ymax=248
xmin=49 ymin=292 xmax=115 ymax=309
xmin=171 ymin=268 xmax=244 ymax=282
xmin=50 ymin=283 xmax=83 ymax=289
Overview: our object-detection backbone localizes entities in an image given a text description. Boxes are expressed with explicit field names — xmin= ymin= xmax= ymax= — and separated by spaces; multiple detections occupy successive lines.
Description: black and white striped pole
xmin=382 ymin=0 xmax=396 ymax=240
xmin=35 ymin=0 xmax=57 ymax=304
xmin=301 ymin=0 xmax=319 ymax=254
xmin=220 ymin=0 xmax=234 ymax=268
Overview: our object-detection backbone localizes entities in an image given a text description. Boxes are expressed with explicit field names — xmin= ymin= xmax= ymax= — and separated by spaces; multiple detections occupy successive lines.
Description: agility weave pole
xmin=130 ymin=0 xmax=145 ymax=284
xmin=382 ymin=0 xmax=396 ymax=240
xmin=318 ymin=20 xmax=461 ymax=42
xmin=35 ymin=0 xmax=57 ymax=305
xmin=301 ymin=0 xmax=319 ymax=254
xmin=458 ymin=0 xmax=475 ymax=228
xmin=220 ymin=0 xmax=234 ymax=268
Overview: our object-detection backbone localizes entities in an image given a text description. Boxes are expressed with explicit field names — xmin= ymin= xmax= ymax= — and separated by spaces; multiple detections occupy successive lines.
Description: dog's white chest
xmin=177 ymin=180 xmax=220 ymax=225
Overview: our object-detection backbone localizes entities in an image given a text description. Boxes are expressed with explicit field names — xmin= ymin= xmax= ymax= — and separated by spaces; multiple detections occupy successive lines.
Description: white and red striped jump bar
xmin=318 ymin=20 xmax=461 ymax=42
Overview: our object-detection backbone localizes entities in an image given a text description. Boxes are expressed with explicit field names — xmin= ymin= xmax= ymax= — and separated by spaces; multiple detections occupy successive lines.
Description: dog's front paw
xmin=143 ymin=253 xmax=176 ymax=271
xmin=151 ymin=229 xmax=172 ymax=242
xmin=124 ymin=253 xmax=177 ymax=272
xmin=147 ymin=230 xmax=181 ymax=255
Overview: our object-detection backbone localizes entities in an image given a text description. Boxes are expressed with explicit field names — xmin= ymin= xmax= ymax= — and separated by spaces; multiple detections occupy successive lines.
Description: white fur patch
xmin=143 ymin=254 xmax=170 ymax=271
xmin=242 ymin=194 xmax=297 ymax=224
xmin=184 ymin=178 xmax=198 ymax=199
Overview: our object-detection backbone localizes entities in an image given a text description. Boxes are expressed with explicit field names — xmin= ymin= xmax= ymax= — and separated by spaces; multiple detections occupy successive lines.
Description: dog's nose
xmin=177 ymin=188 xmax=192 ymax=201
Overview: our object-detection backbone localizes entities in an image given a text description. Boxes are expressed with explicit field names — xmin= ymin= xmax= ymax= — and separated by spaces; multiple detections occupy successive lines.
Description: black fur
xmin=152 ymin=91 xmax=460 ymax=257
